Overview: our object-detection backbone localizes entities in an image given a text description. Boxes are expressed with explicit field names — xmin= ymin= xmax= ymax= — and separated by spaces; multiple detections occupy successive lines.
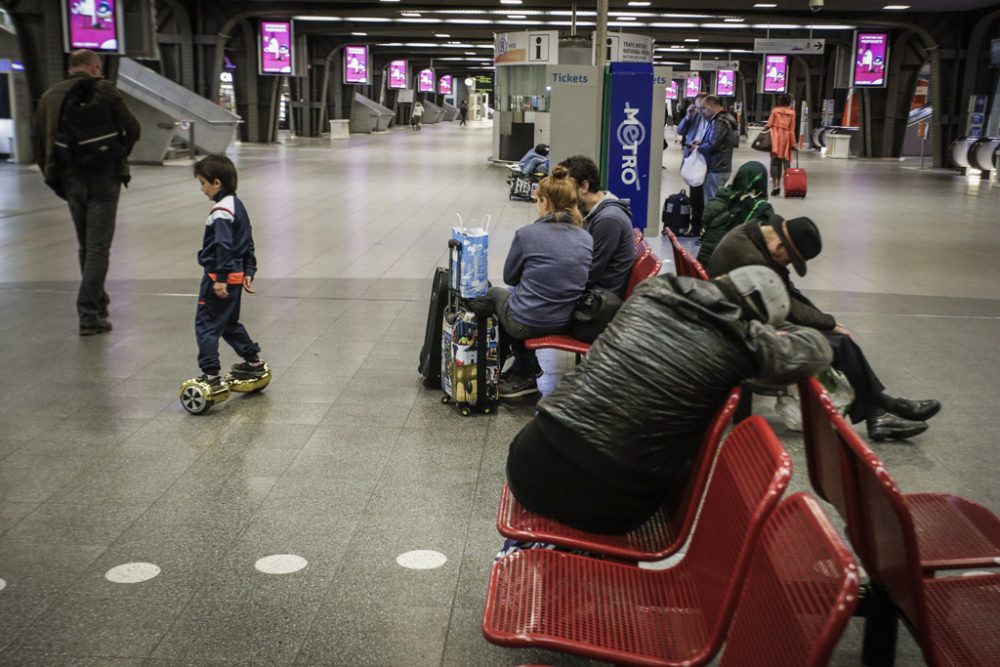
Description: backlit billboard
xmin=388 ymin=59 xmax=408 ymax=89
xmin=344 ymin=45 xmax=369 ymax=84
xmin=716 ymin=69 xmax=735 ymax=97
xmin=665 ymin=80 xmax=678 ymax=101
xmin=684 ymin=76 xmax=701 ymax=98
xmin=259 ymin=21 xmax=293 ymax=75
xmin=762 ymin=55 xmax=788 ymax=94
xmin=62 ymin=0 xmax=124 ymax=53
xmin=418 ymin=68 xmax=435 ymax=93
xmin=438 ymin=75 xmax=453 ymax=95
xmin=853 ymin=32 xmax=889 ymax=88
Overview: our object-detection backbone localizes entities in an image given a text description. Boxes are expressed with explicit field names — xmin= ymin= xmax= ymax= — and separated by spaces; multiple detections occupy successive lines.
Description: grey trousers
xmin=63 ymin=172 xmax=121 ymax=326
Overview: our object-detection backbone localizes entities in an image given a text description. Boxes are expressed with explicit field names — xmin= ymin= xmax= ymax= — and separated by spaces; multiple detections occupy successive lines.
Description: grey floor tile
xmin=3 ymin=501 xmax=148 ymax=548
xmin=0 ymin=651 xmax=145 ymax=666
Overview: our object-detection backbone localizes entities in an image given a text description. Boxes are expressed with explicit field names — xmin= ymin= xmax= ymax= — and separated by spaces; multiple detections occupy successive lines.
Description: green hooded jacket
xmin=696 ymin=161 xmax=773 ymax=265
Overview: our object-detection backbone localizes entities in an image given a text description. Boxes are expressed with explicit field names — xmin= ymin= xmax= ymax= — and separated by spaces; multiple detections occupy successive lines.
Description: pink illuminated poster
xmin=438 ymin=75 xmax=453 ymax=95
xmin=418 ymin=69 xmax=435 ymax=93
xmin=344 ymin=45 xmax=369 ymax=84
xmin=684 ymin=77 xmax=701 ymax=98
xmin=715 ymin=69 xmax=735 ymax=97
xmin=259 ymin=21 xmax=293 ymax=74
xmin=665 ymin=80 xmax=678 ymax=101
xmin=853 ymin=33 xmax=889 ymax=88
xmin=388 ymin=60 xmax=408 ymax=89
xmin=63 ymin=0 xmax=122 ymax=53
xmin=763 ymin=55 xmax=788 ymax=94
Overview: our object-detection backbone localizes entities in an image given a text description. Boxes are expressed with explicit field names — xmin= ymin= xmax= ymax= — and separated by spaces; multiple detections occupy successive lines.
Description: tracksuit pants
xmin=195 ymin=274 xmax=260 ymax=375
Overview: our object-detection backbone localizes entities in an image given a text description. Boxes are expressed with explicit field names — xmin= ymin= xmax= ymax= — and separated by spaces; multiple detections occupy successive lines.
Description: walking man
xmin=32 ymin=49 xmax=140 ymax=335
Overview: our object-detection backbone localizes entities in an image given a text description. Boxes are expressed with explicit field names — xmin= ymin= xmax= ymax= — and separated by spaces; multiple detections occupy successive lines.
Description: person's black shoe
xmin=888 ymin=397 xmax=941 ymax=422
xmin=197 ymin=373 xmax=225 ymax=389
xmin=79 ymin=319 xmax=113 ymax=336
xmin=499 ymin=374 xmax=539 ymax=399
xmin=866 ymin=410 xmax=928 ymax=442
xmin=771 ymin=187 xmax=781 ymax=196
xmin=230 ymin=360 xmax=267 ymax=379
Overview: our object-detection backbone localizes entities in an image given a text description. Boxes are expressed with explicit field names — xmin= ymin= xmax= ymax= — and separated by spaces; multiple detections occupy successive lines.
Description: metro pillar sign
xmin=602 ymin=63 xmax=653 ymax=231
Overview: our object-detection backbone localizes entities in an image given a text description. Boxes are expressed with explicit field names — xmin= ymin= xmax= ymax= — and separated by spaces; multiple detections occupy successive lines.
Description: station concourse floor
xmin=0 ymin=119 xmax=999 ymax=667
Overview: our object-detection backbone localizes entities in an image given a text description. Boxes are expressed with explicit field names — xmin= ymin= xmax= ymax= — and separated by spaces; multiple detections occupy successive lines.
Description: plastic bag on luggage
xmin=773 ymin=367 xmax=855 ymax=432
xmin=450 ymin=214 xmax=491 ymax=298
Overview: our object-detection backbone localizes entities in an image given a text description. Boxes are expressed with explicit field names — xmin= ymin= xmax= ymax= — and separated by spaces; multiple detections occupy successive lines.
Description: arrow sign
xmin=690 ymin=60 xmax=740 ymax=71
xmin=753 ymin=38 xmax=825 ymax=54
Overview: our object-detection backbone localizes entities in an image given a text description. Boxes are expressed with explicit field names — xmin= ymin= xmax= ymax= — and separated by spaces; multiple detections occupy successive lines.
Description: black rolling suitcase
xmin=441 ymin=240 xmax=499 ymax=416
xmin=418 ymin=267 xmax=450 ymax=388
xmin=661 ymin=189 xmax=693 ymax=235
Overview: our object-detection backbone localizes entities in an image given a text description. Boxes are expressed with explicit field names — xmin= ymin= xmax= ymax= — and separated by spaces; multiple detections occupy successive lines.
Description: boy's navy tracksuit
xmin=196 ymin=192 xmax=260 ymax=375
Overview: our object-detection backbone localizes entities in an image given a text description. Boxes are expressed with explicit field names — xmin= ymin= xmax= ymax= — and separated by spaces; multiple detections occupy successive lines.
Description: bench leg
xmin=733 ymin=388 xmax=753 ymax=423
xmin=859 ymin=585 xmax=898 ymax=667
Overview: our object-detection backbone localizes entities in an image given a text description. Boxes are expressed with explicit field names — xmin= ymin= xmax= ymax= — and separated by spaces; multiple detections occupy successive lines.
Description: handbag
xmin=571 ymin=289 xmax=623 ymax=343
xmin=751 ymin=128 xmax=772 ymax=152
xmin=680 ymin=151 xmax=707 ymax=187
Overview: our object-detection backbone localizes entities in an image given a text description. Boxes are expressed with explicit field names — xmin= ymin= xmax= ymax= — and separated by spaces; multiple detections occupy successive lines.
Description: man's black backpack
xmin=53 ymin=78 xmax=125 ymax=169
xmin=661 ymin=189 xmax=693 ymax=236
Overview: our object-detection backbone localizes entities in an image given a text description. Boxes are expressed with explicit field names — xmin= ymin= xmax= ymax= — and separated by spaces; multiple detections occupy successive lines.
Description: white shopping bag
xmin=680 ymin=151 xmax=707 ymax=187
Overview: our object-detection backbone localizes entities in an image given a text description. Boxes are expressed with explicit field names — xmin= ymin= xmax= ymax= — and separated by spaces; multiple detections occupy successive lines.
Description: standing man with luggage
xmin=33 ymin=49 xmax=141 ymax=335
xmin=677 ymin=94 xmax=708 ymax=235
xmin=692 ymin=95 xmax=739 ymax=206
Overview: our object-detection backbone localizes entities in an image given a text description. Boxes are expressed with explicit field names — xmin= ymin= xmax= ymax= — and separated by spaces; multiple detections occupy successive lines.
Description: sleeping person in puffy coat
xmin=518 ymin=144 xmax=550 ymax=176
xmin=503 ymin=266 xmax=832 ymax=535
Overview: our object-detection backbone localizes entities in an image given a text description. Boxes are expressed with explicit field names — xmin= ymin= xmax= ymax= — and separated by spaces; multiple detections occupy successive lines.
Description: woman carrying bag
xmin=766 ymin=94 xmax=796 ymax=196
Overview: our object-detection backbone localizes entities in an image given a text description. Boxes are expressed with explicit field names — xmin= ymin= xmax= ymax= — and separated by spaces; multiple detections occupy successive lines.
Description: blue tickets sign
xmin=604 ymin=63 xmax=653 ymax=230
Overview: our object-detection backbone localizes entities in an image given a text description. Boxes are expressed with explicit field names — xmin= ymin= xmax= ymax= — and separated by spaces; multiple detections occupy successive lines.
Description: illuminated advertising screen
xmin=762 ymin=55 xmax=788 ymax=94
xmin=684 ymin=76 xmax=701 ymax=98
xmin=63 ymin=0 xmax=123 ymax=53
xmin=344 ymin=45 xmax=369 ymax=84
xmin=438 ymin=75 xmax=453 ymax=95
xmin=665 ymin=80 xmax=678 ymax=101
xmin=259 ymin=21 xmax=293 ymax=74
xmin=853 ymin=32 xmax=889 ymax=88
xmin=715 ymin=69 xmax=736 ymax=97
xmin=418 ymin=68 xmax=435 ymax=93
xmin=388 ymin=59 xmax=408 ymax=89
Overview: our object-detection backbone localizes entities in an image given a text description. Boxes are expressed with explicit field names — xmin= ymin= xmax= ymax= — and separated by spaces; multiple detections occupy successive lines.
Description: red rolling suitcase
xmin=783 ymin=150 xmax=807 ymax=198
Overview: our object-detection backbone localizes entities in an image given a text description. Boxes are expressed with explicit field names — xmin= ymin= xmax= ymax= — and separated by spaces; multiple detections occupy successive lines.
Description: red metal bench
xmin=496 ymin=387 xmax=742 ymax=561
xmin=633 ymin=227 xmax=651 ymax=258
xmin=524 ymin=249 xmax=662 ymax=362
xmin=800 ymin=376 xmax=1000 ymax=574
xmin=665 ymin=228 xmax=709 ymax=280
xmin=483 ymin=416 xmax=792 ymax=666
xmin=803 ymin=377 xmax=1000 ymax=666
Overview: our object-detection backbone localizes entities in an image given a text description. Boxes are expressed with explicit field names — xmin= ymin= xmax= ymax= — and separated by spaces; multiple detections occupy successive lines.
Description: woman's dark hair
xmin=777 ymin=93 xmax=792 ymax=107
xmin=536 ymin=166 xmax=583 ymax=227
xmin=193 ymin=154 xmax=238 ymax=193
xmin=559 ymin=155 xmax=601 ymax=194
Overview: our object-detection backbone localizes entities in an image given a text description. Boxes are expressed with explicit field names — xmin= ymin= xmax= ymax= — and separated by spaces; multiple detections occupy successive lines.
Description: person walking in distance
xmin=766 ymin=94 xmax=797 ymax=196
xmin=459 ymin=99 xmax=468 ymax=127
xmin=32 ymin=49 xmax=140 ymax=335
xmin=412 ymin=100 xmax=424 ymax=131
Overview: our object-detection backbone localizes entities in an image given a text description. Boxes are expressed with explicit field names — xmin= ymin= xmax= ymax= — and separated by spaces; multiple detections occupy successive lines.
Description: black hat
xmin=768 ymin=215 xmax=822 ymax=277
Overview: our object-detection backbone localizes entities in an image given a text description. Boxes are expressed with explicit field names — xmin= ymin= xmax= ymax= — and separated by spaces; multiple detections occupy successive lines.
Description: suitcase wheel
xmin=482 ymin=407 xmax=492 ymax=415
xmin=460 ymin=407 xmax=471 ymax=417
xmin=441 ymin=395 xmax=450 ymax=404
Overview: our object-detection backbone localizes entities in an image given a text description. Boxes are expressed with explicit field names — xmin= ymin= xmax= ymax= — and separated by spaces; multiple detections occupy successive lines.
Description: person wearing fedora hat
xmin=706 ymin=213 xmax=941 ymax=442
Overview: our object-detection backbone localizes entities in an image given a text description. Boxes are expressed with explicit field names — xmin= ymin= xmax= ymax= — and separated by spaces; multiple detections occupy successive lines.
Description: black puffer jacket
xmin=538 ymin=274 xmax=831 ymax=492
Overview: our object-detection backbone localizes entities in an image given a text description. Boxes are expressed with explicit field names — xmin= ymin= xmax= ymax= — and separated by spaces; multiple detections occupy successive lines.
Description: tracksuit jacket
xmin=198 ymin=191 xmax=257 ymax=285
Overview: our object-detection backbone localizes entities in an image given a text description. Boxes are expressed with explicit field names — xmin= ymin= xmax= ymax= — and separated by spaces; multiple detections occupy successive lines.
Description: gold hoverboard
xmin=178 ymin=364 xmax=272 ymax=415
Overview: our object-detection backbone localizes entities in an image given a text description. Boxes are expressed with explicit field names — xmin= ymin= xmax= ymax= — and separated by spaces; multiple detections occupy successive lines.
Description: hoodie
xmin=584 ymin=192 xmax=635 ymax=299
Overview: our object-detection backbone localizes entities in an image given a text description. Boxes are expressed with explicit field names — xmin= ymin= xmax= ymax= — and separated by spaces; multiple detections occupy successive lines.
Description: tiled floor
xmin=1 ymin=119 xmax=998 ymax=666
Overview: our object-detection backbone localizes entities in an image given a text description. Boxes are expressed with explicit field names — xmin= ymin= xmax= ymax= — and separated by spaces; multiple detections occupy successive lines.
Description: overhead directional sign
xmin=753 ymin=38 xmax=825 ymax=54
xmin=691 ymin=60 xmax=740 ymax=72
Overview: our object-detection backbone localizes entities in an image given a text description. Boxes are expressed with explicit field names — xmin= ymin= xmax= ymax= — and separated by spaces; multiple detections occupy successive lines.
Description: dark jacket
xmin=697 ymin=161 xmax=773 ymax=265
xmin=198 ymin=192 xmax=258 ymax=284
xmin=32 ymin=72 xmax=141 ymax=186
xmin=585 ymin=194 xmax=634 ymax=299
xmin=705 ymin=220 xmax=837 ymax=331
xmin=538 ymin=274 xmax=832 ymax=498
xmin=698 ymin=110 xmax=738 ymax=173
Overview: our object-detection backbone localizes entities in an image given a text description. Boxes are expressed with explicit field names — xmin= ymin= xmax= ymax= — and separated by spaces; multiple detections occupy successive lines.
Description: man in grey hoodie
xmin=559 ymin=156 xmax=635 ymax=299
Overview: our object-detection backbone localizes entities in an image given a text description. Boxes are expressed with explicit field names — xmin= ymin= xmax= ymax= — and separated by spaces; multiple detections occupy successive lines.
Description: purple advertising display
xmin=665 ymin=80 xmax=678 ymax=101
xmin=344 ymin=45 xmax=369 ymax=84
xmin=438 ymin=75 xmax=453 ymax=95
xmin=716 ymin=70 xmax=736 ymax=97
xmin=763 ymin=55 xmax=788 ymax=94
xmin=418 ymin=69 xmax=435 ymax=93
xmin=853 ymin=33 xmax=889 ymax=88
xmin=388 ymin=59 xmax=408 ymax=90
xmin=684 ymin=76 xmax=701 ymax=98
xmin=63 ymin=0 xmax=122 ymax=53
xmin=259 ymin=21 xmax=293 ymax=75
